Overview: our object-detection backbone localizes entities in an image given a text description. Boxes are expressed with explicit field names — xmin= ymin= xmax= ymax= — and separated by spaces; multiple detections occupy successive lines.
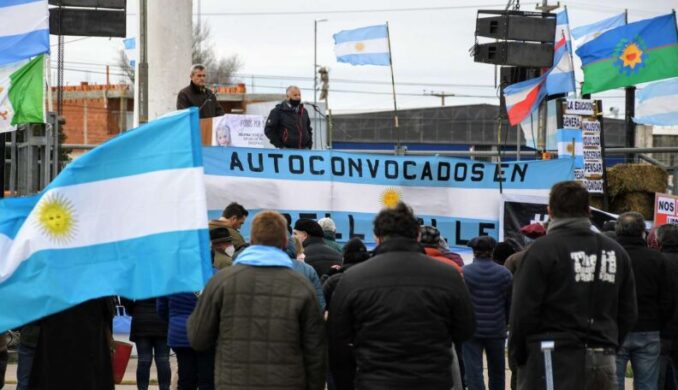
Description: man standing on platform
xmin=176 ymin=64 xmax=225 ymax=119
xmin=264 ymin=86 xmax=313 ymax=149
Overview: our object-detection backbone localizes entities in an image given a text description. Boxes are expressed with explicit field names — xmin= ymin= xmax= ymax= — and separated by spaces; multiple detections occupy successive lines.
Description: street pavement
xmin=2 ymin=353 xmax=635 ymax=389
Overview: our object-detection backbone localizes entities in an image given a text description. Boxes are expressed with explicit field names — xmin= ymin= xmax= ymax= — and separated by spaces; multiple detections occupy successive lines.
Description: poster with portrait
xmin=212 ymin=114 xmax=272 ymax=148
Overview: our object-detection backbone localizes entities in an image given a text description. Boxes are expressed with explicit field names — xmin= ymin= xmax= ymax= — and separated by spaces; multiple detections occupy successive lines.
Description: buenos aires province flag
xmin=0 ymin=108 xmax=212 ymax=332
xmin=334 ymin=24 xmax=390 ymax=66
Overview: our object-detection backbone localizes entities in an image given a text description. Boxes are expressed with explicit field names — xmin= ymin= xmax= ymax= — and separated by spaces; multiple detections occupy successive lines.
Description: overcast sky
xmin=52 ymin=0 xmax=677 ymax=114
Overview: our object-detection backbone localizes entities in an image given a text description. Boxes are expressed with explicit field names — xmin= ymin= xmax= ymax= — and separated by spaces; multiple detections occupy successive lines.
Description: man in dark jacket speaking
xmin=176 ymin=64 xmax=225 ymax=119
xmin=264 ymin=86 xmax=313 ymax=149
xmin=329 ymin=202 xmax=475 ymax=390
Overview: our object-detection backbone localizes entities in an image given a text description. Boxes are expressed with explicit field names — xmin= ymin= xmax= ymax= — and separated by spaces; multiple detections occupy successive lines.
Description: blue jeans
xmin=16 ymin=343 xmax=35 ymax=390
xmin=462 ymin=337 xmax=506 ymax=390
xmin=616 ymin=331 xmax=661 ymax=390
xmin=136 ymin=336 xmax=171 ymax=390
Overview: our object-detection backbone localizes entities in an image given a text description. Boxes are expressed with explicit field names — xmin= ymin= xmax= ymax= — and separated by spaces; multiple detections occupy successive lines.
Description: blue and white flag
xmin=557 ymin=129 xmax=584 ymax=169
xmin=634 ymin=78 xmax=678 ymax=126
xmin=123 ymin=37 xmax=136 ymax=68
xmin=333 ymin=24 xmax=390 ymax=66
xmin=0 ymin=0 xmax=50 ymax=66
xmin=202 ymin=148 xmax=574 ymax=248
xmin=546 ymin=10 xmax=576 ymax=95
xmin=0 ymin=108 xmax=212 ymax=332
xmin=571 ymin=12 xmax=626 ymax=49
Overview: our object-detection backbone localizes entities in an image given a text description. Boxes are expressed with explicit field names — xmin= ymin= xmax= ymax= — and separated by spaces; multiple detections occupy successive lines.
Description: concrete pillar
xmin=144 ymin=0 xmax=192 ymax=121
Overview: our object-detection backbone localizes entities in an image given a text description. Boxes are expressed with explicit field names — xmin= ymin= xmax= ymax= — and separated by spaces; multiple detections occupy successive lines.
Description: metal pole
xmin=596 ymin=100 xmax=610 ymax=210
xmin=138 ymin=0 xmax=149 ymax=124
xmin=385 ymin=22 xmax=401 ymax=153
xmin=314 ymin=20 xmax=317 ymax=114
xmin=314 ymin=20 xmax=318 ymax=145
xmin=624 ymin=86 xmax=636 ymax=163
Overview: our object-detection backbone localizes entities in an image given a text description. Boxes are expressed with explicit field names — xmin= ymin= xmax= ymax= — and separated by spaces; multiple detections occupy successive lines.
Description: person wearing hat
xmin=294 ymin=218 xmax=342 ymax=279
xmin=504 ymin=223 xmax=546 ymax=274
xmin=420 ymin=225 xmax=463 ymax=273
xmin=210 ymin=227 xmax=235 ymax=270
xmin=462 ymin=235 xmax=512 ymax=390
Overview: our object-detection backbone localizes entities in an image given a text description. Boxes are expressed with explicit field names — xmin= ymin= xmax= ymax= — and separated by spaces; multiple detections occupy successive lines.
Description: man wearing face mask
xmin=210 ymin=228 xmax=236 ymax=269
xmin=264 ymin=85 xmax=313 ymax=149
xmin=177 ymin=64 xmax=225 ymax=119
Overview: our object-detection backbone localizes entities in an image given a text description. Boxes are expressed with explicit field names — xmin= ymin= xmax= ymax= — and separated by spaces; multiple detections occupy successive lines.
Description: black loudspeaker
xmin=500 ymin=66 xmax=541 ymax=86
xmin=476 ymin=15 xmax=556 ymax=43
xmin=474 ymin=42 xmax=554 ymax=68
xmin=49 ymin=8 xmax=126 ymax=37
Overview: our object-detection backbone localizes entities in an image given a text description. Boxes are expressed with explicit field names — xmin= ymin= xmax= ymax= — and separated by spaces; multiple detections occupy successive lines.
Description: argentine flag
xmin=634 ymin=78 xmax=678 ymax=126
xmin=571 ymin=12 xmax=625 ymax=50
xmin=123 ymin=37 xmax=137 ymax=68
xmin=0 ymin=108 xmax=212 ymax=332
xmin=0 ymin=0 xmax=50 ymax=66
xmin=334 ymin=24 xmax=391 ymax=66
xmin=556 ymin=128 xmax=584 ymax=169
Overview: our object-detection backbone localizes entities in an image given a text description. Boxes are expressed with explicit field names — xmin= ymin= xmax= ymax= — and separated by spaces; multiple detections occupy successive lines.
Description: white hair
xmin=318 ymin=217 xmax=336 ymax=233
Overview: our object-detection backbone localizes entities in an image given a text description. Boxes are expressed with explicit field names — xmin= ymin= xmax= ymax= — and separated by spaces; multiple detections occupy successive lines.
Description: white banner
xmin=212 ymin=114 xmax=271 ymax=148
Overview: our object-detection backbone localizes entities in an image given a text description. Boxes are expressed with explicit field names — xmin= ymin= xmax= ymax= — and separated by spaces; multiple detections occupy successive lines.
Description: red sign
xmin=655 ymin=193 xmax=678 ymax=225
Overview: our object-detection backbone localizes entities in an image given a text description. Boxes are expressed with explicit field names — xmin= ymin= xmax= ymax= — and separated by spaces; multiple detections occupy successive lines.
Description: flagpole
xmin=46 ymin=55 xmax=53 ymax=113
xmin=563 ymin=6 xmax=577 ymax=95
xmin=385 ymin=22 xmax=401 ymax=153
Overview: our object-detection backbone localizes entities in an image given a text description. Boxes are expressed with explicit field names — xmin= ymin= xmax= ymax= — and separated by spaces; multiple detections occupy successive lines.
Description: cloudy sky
xmin=53 ymin=0 xmax=676 ymax=114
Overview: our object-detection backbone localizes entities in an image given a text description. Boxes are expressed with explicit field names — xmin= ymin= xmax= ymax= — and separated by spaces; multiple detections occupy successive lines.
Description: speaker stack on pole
xmin=473 ymin=10 xmax=556 ymax=119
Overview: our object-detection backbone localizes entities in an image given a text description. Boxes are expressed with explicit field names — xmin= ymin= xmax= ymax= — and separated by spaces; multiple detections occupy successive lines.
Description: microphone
xmin=302 ymin=101 xmax=319 ymax=107
xmin=199 ymin=95 xmax=213 ymax=110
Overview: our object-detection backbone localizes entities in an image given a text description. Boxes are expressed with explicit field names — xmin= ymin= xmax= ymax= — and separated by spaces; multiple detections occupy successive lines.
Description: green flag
xmin=576 ymin=14 xmax=678 ymax=95
xmin=0 ymin=55 xmax=44 ymax=132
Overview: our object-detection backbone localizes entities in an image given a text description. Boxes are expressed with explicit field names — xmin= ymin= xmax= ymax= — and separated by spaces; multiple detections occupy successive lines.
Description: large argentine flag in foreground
xmin=0 ymin=108 xmax=212 ymax=332
xmin=0 ymin=0 xmax=50 ymax=66
xmin=334 ymin=25 xmax=390 ymax=66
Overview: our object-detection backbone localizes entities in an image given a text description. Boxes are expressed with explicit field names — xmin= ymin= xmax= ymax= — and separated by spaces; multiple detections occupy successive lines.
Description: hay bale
xmin=607 ymin=164 xmax=668 ymax=198
xmin=590 ymin=195 xmax=605 ymax=210
xmin=610 ymin=191 xmax=655 ymax=220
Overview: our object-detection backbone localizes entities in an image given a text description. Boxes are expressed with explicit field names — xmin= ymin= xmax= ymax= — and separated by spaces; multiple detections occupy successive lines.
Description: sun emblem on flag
xmin=380 ymin=187 xmax=402 ymax=209
xmin=354 ymin=42 xmax=366 ymax=52
xmin=566 ymin=143 xmax=575 ymax=154
xmin=35 ymin=192 xmax=77 ymax=244
xmin=614 ymin=37 xmax=647 ymax=75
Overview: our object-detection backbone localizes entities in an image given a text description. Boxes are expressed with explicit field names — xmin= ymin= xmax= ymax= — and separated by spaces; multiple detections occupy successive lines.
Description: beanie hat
xmin=293 ymin=219 xmax=324 ymax=238
xmin=520 ymin=223 xmax=546 ymax=239
xmin=420 ymin=225 xmax=441 ymax=247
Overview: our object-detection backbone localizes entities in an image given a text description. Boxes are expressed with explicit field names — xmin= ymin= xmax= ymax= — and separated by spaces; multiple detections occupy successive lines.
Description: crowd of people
xmin=2 ymin=180 xmax=678 ymax=390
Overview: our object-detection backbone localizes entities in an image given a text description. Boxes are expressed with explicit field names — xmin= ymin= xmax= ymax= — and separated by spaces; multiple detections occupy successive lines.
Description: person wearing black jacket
xmin=614 ymin=212 xmax=671 ymax=390
xmin=329 ymin=202 xmax=475 ymax=390
xmin=509 ymin=181 xmax=638 ymax=390
xmin=122 ymin=298 xmax=171 ymax=390
xmin=657 ymin=224 xmax=678 ymax=379
xmin=176 ymin=64 xmax=225 ymax=119
xmin=264 ymin=86 xmax=313 ymax=149
xmin=294 ymin=218 xmax=342 ymax=279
